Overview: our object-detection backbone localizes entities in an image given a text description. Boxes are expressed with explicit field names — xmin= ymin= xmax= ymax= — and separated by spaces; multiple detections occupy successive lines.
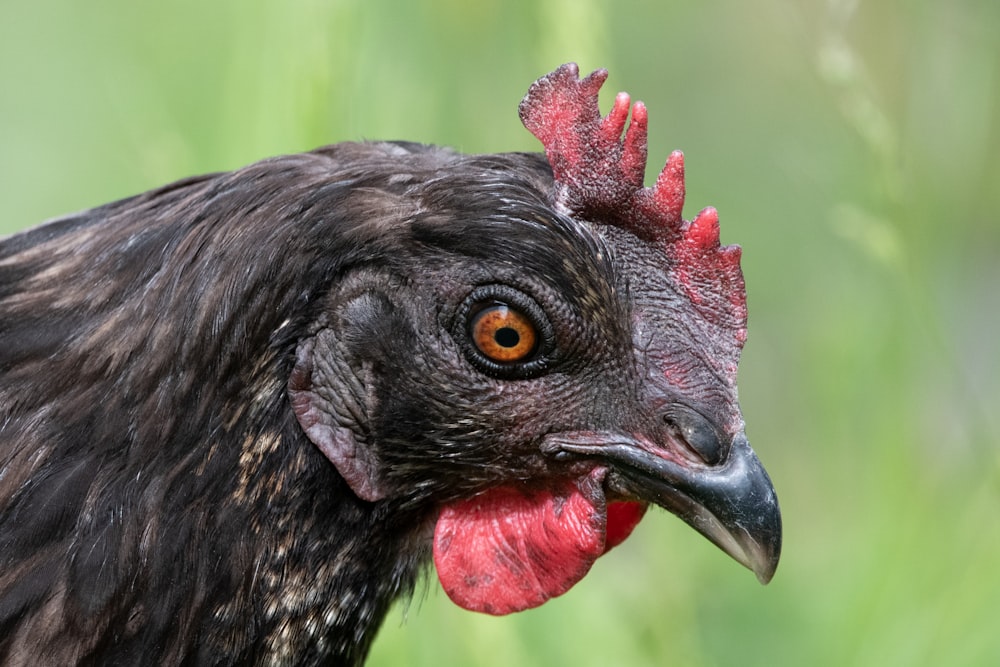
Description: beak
xmin=543 ymin=432 xmax=781 ymax=583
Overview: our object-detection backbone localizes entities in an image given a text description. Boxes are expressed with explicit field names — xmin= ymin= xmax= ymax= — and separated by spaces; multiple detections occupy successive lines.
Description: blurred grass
xmin=2 ymin=0 xmax=999 ymax=665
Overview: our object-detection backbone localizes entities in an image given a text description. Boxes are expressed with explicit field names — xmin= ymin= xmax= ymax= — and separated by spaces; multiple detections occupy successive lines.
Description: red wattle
xmin=605 ymin=501 xmax=647 ymax=552
xmin=433 ymin=477 xmax=647 ymax=615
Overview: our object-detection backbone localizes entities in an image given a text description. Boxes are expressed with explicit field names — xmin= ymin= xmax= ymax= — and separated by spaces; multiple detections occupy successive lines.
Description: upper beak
xmin=543 ymin=432 xmax=781 ymax=583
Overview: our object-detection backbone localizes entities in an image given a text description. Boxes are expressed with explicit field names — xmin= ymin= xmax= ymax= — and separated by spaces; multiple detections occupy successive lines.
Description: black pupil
xmin=494 ymin=327 xmax=520 ymax=348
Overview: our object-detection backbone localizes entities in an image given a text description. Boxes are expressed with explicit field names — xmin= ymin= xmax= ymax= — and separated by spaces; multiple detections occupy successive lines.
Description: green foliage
xmin=2 ymin=1 xmax=998 ymax=664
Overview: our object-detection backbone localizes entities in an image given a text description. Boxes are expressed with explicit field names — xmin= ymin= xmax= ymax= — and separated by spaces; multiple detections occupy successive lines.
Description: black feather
xmin=0 ymin=142 xmax=634 ymax=664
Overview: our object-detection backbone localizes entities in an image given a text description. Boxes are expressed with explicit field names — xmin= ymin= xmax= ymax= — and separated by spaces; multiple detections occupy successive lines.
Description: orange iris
xmin=470 ymin=305 xmax=537 ymax=363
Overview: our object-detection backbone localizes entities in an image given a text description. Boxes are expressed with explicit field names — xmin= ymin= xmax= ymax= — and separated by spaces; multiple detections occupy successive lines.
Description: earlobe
xmin=288 ymin=335 xmax=388 ymax=502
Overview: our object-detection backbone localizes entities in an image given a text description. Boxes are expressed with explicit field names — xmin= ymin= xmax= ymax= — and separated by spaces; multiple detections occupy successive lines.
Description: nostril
xmin=663 ymin=407 xmax=725 ymax=466
xmin=679 ymin=421 xmax=723 ymax=465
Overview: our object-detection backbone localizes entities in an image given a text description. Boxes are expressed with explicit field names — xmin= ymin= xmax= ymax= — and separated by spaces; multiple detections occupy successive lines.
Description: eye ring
xmin=455 ymin=285 xmax=553 ymax=379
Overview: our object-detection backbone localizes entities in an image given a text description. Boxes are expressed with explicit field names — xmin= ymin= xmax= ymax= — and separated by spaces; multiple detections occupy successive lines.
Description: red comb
xmin=519 ymin=63 xmax=747 ymax=342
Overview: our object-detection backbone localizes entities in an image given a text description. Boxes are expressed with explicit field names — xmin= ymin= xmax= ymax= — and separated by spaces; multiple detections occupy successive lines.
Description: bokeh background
xmin=2 ymin=0 xmax=998 ymax=664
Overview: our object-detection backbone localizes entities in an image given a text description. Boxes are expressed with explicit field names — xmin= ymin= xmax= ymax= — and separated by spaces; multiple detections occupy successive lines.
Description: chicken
xmin=0 ymin=64 xmax=780 ymax=665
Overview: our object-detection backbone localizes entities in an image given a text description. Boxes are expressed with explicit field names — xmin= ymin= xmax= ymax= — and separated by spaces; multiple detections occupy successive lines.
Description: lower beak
xmin=543 ymin=432 xmax=781 ymax=583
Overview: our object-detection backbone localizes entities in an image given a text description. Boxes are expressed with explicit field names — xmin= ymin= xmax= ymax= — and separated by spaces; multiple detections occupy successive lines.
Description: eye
xmin=456 ymin=285 xmax=554 ymax=378
xmin=470 ymin=304 xmax=537 ymax=363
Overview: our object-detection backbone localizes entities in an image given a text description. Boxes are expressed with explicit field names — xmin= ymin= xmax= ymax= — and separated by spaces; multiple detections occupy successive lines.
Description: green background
xmin=2 ymin=1 xmax=998 ymax=664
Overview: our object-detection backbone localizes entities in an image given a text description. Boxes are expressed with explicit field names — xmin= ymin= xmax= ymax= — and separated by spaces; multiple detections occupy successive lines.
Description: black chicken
xmin=0 ymin=64 xmax=780 ymax=665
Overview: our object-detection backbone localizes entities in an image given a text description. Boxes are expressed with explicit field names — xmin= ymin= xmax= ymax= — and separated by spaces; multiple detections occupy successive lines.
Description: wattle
xmin=432 ymin=471 xmax=646 ymax=615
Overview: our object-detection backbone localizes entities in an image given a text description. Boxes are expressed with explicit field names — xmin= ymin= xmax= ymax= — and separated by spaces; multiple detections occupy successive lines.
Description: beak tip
xmin=753 ymin=555 xmax=779 ymax=585
xmin=748 ymin=523 xmax=782 ymax=585
xmin=731 ymin=533 xmax=780 ymax=585
xmin=706 ymin=475 xmax=782 ymax=586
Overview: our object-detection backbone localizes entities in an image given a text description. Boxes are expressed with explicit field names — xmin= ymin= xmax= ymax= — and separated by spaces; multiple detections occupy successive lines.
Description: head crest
xmin=519 ymin=63 xmax=747 ymax=343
